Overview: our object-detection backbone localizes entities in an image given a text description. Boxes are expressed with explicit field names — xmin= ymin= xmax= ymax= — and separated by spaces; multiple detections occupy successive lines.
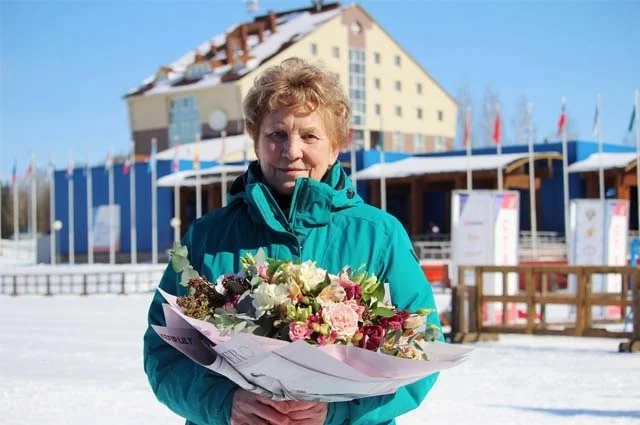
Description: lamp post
xmin=53 ymin=220 xmax=63 ymax=265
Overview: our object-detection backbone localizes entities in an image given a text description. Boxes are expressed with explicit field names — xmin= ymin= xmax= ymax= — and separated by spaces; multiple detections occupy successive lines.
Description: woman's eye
xmin=268 ymin=131 xmax=287 ymax=140
xmin=302 ymin=134 xmax=318 ymax=142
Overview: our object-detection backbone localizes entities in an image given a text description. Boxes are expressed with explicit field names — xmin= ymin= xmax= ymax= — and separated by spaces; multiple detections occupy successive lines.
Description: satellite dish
xmin=208 ymin=109 xmax=228 ymax=131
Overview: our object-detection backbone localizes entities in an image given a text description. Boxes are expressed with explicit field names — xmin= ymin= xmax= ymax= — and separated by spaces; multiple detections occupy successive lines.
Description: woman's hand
xmin=230 ymin=389 xmax=328 ymax=425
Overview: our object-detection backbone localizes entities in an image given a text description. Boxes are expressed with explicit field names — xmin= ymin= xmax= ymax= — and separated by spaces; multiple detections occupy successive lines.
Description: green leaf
xmin=373 ymin=306 xmax=395 ymax=317
xmin=179 ymin=266 xmax=200 ymax=285
xmin=372 ymin=283 xmax=385 ymax=303
xmin=234 ymin=321 xmax=247 ymax=333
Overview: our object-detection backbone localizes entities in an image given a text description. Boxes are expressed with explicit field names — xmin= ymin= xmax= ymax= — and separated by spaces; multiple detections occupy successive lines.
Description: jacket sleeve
xmin=325 ymin=221 xmax=443 ymax=425
xmin=143 ymin=225 xmax=237 ymax=425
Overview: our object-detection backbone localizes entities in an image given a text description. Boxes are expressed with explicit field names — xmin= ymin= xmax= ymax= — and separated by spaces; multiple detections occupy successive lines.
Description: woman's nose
xmin=282 ymin=136 xmax=303 ymax=160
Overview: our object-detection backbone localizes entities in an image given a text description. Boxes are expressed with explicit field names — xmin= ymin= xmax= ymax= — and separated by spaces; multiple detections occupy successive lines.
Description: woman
xmin=143 ymin=57 xmax=442 ymax=425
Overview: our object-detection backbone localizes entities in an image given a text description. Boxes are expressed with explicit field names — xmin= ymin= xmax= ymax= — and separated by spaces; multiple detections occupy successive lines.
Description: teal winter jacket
xmin=143 ymin=161 xmax=442 ymax=425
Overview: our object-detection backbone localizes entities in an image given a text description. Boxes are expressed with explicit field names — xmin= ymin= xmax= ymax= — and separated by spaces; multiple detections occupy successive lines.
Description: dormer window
xmin=155 ymin=66 xmax=172 ymax=84
xmin=185 ymin=62 xmax=212 ymax=80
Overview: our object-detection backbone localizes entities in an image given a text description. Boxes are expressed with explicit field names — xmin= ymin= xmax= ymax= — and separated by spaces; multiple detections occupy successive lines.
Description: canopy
xmin=156 ymin=133 xmax=257 ymax=163
xmin=567 ymin=152 xmax=637 ymax=173
xmin=352 ymin=152 xmax=562 ymax=180
xmin=157 ymin=164 xmax=247 ymax=187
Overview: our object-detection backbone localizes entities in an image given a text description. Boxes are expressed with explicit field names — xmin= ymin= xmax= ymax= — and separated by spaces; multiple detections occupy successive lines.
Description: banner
xmin=93 ymin=204 xmax=121 ymax=253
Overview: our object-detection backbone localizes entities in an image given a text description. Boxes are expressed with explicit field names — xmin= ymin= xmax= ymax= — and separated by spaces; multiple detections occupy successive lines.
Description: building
xmin=125 ymin=1 xmax=458 ymax=157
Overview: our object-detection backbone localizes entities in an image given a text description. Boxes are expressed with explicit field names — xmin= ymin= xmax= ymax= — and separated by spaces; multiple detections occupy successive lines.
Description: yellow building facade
xmin=125 ymin=2 xmax=457 ymax=157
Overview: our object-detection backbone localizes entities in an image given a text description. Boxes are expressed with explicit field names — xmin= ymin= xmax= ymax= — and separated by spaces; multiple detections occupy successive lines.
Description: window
xmin=168 ymin=96 xmax=200 ymax=145
xmin=392 ymin=131 xmax=403 ymax=152
xmin=350 ymin=21 xmax=362 ymax=35
xmin=435 ymin=136 xmax=446 ymax=152
xmin=185 ymin=62 xmax=211 ymax=80
xmin=395 ymin=106 xmax=402 ymax=117
xmin=417 ymin=108 xmax=423 ymax=120
xmin=394 ymin=54 xmax=401 ymax=66
xmin=374 ymin=103 xmax=381 ymax=115
xmin=414 ymin=133 xmax=426 ymax=153
xmin=351 ymin=129 xmax=365 ymax=149
xmin=416 ymin=82 xmax=423 ymax=94
xmin=394 ymin=81 xmax=402 ymax=92
xmin=374 ymin=52 xmax=381 ymax=64
xmin=437 ymin=110 xmax=444 ymax=121
xmin=374 ymin=78 xmax=380 ymax=89
xmin=349 ymin=48 xmax=366 ymax=127
xmin=332 ymin=46 xmax=340 ymax=58
xmin=310 ymin=43 xmax=318 ymax=56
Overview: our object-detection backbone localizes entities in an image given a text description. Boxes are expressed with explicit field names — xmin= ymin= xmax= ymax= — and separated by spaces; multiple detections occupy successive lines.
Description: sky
xmin=1 ymin=0 xmax=639 ymax=182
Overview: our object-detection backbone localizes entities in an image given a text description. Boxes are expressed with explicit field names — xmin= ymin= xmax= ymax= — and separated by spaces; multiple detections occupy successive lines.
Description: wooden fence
xmin=451 ymin=265 xmax=640 ymax=352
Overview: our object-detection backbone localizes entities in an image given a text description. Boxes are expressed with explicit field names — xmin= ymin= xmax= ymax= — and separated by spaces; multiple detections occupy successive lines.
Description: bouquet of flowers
xmin=169 ymin=243 xmax=440 ymax=361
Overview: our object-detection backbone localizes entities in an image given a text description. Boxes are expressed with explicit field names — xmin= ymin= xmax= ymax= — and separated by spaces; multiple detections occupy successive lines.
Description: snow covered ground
xmin=1 ymin=294 xmax=638 ymax=425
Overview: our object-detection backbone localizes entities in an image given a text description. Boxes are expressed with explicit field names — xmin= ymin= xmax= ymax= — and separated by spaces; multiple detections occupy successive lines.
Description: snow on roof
xmin=156 ymin=133 xmax=256 ymax=162
xmin=353 ymin=152 xmax=562 ymax=180
xmin=157 ymin=164 xmax=247 ymax=187
xmin=567 ymin=152 xmax=638 ymax=173
xmin=128 ymin=6 xmax=343 ymax=97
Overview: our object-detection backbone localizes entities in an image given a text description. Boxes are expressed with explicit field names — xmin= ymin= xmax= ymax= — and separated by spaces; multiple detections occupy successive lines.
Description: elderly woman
xmin=143 ymin=57 xmax=442 ymax=425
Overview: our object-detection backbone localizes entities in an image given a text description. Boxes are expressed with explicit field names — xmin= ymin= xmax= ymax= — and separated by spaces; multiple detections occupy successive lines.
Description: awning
xmin=156 ymin=133 xmax=257 ymax=163
xmin=352 ymin=152 xmax=562 ymax=181
xmin=157 ymin=164 xmax=247 ymax=187
xmin=567 ymin=152 xmax=638 ymax=173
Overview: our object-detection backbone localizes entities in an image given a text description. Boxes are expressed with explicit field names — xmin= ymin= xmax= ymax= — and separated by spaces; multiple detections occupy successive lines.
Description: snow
xmin=353 ymin=152 xmax=562 ymax=181
xmin=156 ymin=165 xmax=247 ymax=188
xmin=568 ymin=152 xmax=638 ymax=173
xmin=1 ymin=293 xmax=638 ymax=425
xmin=155 ymin=133 xmax=254 ymax=162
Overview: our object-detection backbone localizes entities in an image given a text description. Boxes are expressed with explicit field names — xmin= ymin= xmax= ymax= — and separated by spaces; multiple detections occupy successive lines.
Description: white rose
xmin=296 ymin=261 xmax=327 ymax=292
xmin=272 ymin=283 xmax=293 ymax=306
xmin=251 ymin=283 xmax=276 ymax=318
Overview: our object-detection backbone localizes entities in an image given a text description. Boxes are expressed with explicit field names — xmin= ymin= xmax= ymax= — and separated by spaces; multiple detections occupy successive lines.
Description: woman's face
xmin=257 ymin=107 xmax=339 ymax=195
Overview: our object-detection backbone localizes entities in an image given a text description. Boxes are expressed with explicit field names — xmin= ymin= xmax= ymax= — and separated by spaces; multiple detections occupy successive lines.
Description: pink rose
xmin=257 ymin=265 xmax=269 ymax=281
xmin=322 ymin=303 xmax=360 ymax=339
xmin=344 ymin=299 xmax=365 ymax=320
xmin=288 ymin=322 xmax=312 ymax=341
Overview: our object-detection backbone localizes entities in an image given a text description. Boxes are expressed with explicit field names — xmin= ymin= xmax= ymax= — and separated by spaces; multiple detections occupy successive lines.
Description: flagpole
xmin=130 ymin=141 xmax=137 ymax=264
xmin=635 ymin=88 xmax=639 ymax=237
xmin=13 ymin=171 xmax=18 ymax=242
xmin=350 ymin=136 xmax=358 ymax=192
xmin=495 ymin=104 xmax=503 ymax=191
xmin=151 ymin=138 xmax=158 ymax=265
xmin=86 ymin=158 xmax=94 ymax=264
xmin=561 ymin=97 xmax=570 ymax=241
xmin=68 ymin=155 xmax=75 ymax=265
xmin=172 ymin=137 xmax=181 ymax=244
xmin=30 ymin=153 xmax=37 ymax=257
xmin=221 ymin=131 xmax=227 ymax=207
xmin=378 ymin=116 xmax=386 ymax=212
xmin=595 ymin=94 xmax=604 ymax=207
xmin=527 ymin=102 xmax=538 ymax=258
xmin=465 ymin=106 xmax=473 ymax=189
xmin=195 ymin=133 xmax=202 ymax=218
xmin=108 ymin=150 xmax=115 ymax=265
xmin=49 ymin=159 xmax=56 ymax=265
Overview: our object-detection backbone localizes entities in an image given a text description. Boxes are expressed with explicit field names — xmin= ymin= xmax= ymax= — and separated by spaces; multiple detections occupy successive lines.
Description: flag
xmin=11 ymin=160 xmax=17 ymax=186
xmin=23 ymin=161 xmax=33 ymax=181
xmin=104 ymin=153 xmax=113 ymax=173
xmin=123 ymin=158 xmax=131 ymax=175
xmin=592 ymin=103 xmax=600 ymax=138
xmin=492 ymin=110 xmax=501 ymax=145
xmin=557 ymin=104 xmax=567 ymax=137
xmin=463 ymin=109 xmax=472 ymax=147
xmin=148 ymin=139 xmax=157 ymax=173
xmin=66 ymin=158 xmax=74 ymax=180
xmin=171 ymin=141 xmax=180 ymax=173
xmin=629 ymin=105 xmax=636 ymax=133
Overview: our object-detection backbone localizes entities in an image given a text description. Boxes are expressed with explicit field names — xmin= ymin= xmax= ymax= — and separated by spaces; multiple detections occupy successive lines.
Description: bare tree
xmin=479 ymin=84 xmax=501 ymax=147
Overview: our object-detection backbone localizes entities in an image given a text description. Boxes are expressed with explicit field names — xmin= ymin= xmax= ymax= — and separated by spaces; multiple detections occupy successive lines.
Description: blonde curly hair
xmin=243 ymin=57 xmax=351 ymax=151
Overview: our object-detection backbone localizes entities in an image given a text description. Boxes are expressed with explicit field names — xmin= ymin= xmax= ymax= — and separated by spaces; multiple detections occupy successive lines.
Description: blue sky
xmin=1 ymin=0 xmax=639 ymax=181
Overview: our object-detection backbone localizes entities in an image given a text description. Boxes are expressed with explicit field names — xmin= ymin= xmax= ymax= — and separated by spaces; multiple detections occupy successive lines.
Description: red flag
xmin=123 ymin=159 xmax=131 ymax=175
xmin=463 ymin=109 xmax=472 ymax=147
xmin=557 ymin=104 xmax=566 ymax=137
xmin=23 ymin=162 xmax=33 ymax=181
xmin=492 ymin=111 xmax=501 ymax=145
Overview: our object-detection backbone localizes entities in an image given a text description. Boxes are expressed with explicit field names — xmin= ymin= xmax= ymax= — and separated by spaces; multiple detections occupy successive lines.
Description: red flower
xmin=380 ymin=311 xmax=409 ymax=331
xmin=360 ymin=325 xmax=385 ymax=351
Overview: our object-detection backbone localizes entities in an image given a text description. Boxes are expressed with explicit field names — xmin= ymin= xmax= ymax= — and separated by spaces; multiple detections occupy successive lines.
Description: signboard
xmin=451 ymin=190 xmax=520 ymax=324
xmin=93 ymin=204 xmax=121 ymax=253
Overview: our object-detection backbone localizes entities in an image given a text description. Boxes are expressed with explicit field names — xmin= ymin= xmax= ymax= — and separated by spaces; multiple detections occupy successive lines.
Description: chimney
xmin=225 ymin=36 xmax=234 ymax=65
xmin=240 ymin=24 xmax=248 ymax=56
xmin=257 ymin=21 xmax=265 ymax=42
xmin=267 ymin=11 xmax=277 ymax=33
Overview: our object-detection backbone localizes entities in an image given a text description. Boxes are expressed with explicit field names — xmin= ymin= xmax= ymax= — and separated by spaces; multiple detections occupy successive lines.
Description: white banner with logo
xmin=93 ymin=204 xmax=121 ymax=253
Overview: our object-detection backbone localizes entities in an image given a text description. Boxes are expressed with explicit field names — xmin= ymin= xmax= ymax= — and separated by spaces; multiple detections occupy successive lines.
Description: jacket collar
xmin=229 ymin=161 xmax=361 ymax=233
